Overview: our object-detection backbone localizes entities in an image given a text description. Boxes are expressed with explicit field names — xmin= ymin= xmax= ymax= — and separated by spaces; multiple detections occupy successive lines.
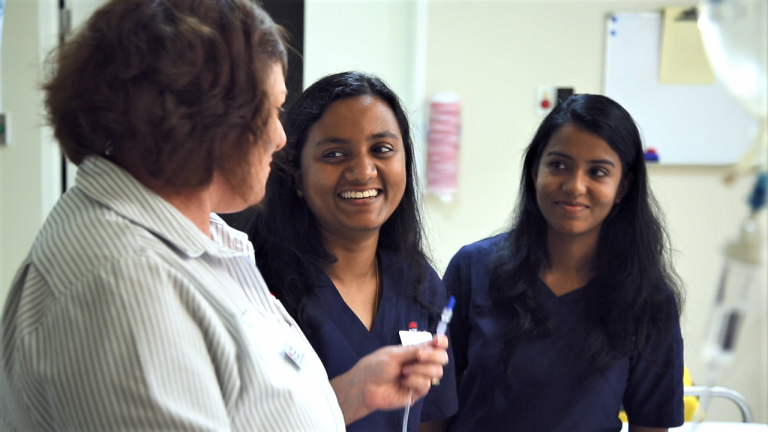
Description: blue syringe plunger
xmin=446 ymin=296 xmax=456 ymax=311
xmin=435 ymin=296 xmax=456 ymax=336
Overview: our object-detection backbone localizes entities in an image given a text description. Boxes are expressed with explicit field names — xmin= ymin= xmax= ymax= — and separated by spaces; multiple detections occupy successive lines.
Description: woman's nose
xmin=345 ymin=154 xmax=376 ymax=182
xmin=562 ymin=170 xmax=587 ymax=195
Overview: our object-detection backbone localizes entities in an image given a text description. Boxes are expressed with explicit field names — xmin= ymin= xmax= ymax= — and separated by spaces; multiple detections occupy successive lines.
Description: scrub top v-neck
xmin=304 ymin=249 xmax=459 ymax=431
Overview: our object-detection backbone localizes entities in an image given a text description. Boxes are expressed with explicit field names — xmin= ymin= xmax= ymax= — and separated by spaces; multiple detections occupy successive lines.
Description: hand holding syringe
xmin=401 ymin=296 xmax=455 ymax=432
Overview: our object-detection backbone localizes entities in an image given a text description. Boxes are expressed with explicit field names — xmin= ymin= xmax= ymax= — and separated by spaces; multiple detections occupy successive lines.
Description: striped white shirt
xmin=0 ymin=156 xmax=345 ymax=431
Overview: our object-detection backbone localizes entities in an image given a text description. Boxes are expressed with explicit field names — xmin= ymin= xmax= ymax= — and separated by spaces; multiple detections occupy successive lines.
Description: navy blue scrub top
xmin=443 ymin=233 xmax=684 ymax=432
xmin=303 ymin=249 xmax=459 ymax=432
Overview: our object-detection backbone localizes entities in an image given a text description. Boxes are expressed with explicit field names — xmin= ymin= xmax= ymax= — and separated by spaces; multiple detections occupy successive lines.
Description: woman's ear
xmin=616 ymin=173 xmax=634 ymax=203
xmin=295 ymin=173 xmax=304 ymax=198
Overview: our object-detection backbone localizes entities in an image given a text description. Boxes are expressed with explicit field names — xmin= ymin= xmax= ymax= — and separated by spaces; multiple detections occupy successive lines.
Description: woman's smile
xmin=301 ymin=95 xmax=407 ymax=236
xmin=555 ymin=200 xmax=589 ymax=216
xmin=338 ymin=188 xmax=382 ymax=200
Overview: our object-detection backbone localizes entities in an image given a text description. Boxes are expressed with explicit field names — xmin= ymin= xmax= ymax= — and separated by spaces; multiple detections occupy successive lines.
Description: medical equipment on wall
xmin=427 ymin=92 xmax=460 ymax=202
xmin=699 ymin=0 xmax=768 ymax=179
xmin=693 ymin=0 xmax=768 ymax=426
xmin=694 ymin=173 xmax=767 ymax=425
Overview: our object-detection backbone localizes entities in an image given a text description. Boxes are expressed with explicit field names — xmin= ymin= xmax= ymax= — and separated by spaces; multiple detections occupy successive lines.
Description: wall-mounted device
xmin=536 ymin=87 xmax=575 ymax=116
xmin=0 ymin=113 xmax=9 ymax=146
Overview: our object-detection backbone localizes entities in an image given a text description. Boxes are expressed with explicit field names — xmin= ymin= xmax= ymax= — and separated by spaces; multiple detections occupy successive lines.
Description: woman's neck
xmin=320 ymin=228 xmax=379 ymax=279
xmin=321 ymin=228 xmax=381 ymax=330
xmin=112 ymin=153 xmax=214 ymax=238
xmin=541 ymin=229 xmax=599 ymax=296
xmin=321 ymin=229 xmax=379 ymax=282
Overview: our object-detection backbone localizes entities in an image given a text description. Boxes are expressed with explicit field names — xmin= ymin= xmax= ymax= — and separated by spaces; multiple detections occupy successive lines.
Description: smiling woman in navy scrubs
xmin=444 ymin=95 xmax=685 ymax=432
xmin=248 ymin=71 xmax=458 ymax=432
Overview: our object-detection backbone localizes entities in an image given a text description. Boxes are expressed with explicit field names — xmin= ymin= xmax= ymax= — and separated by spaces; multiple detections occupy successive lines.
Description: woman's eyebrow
xmin=589 ymin=159 xmax=616 ymax=167
xmin=314 ymin=137 xmax=350 ymax=147
xmin=314 ymin=131 xmax=399 ymax=147
xmin=368 ymin=131 xmax=399 ymax=141
xmin=545 ymin=151 xmax=616 ymax=167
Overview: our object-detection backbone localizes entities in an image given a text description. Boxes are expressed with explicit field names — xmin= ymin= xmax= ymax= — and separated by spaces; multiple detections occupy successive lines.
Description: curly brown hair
xmin=44 ymin=0 xmax=287 ymax=189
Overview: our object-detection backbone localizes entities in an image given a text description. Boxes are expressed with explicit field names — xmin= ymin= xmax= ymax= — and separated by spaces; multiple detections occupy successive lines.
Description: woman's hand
xmin=331 ymin=334 xmax=449 ymax=425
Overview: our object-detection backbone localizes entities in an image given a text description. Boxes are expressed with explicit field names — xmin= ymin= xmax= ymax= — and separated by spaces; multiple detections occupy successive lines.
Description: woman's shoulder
xmin=442 ymin=233 xmax=511 ymax=305
xmin=648 ymin=279 xmax=683 ymax=321
xmin=448 ymin=232 xmax=510 ymax=268
xmin=381 ymin=250 xmax=442 ymax=285
xmin=656 ymin=281 xmax=684 ymax=336
xmin=376 ymin=249 xmax=448 ymax=309
xmin=378 ymin=248 xmax=422 ymax=269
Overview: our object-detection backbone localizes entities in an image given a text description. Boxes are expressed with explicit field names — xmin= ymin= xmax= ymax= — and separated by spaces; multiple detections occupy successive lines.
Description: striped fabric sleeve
xmin=12 ymin=253 xmax=237 ymax=431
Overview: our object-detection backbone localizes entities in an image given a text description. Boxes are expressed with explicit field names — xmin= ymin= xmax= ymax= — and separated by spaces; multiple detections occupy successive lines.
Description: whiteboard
xmin=603 ymin=12 xmax=760 ymax=165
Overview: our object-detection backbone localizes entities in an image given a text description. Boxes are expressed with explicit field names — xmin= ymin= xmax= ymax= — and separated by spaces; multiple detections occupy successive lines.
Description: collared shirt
xmin=0 ymin=156 xmax=345 ymax=431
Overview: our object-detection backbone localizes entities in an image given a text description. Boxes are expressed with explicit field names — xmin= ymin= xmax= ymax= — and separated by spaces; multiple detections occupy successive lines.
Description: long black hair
xmin=248 ymin=71 xmax=431 ymax=330
xmin=489 ymin=94 xmax=684 ymax=376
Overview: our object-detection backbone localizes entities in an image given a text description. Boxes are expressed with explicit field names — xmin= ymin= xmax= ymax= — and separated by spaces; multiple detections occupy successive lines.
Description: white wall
xmin=0 ymin=0 xmax=60 ymax=300
xmin=305 ymin=0 xmax=768 ymax=423
xmin=304 ymin=0 xmax=430 ymax=185
xmin=305 ymin=0 xmax=418 ymax=100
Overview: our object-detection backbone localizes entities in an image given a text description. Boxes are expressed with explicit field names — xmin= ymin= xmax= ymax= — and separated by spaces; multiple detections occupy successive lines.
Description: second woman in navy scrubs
xmin=444 ymin=94 xmax=685 ymax=432
xmin=248 ymin=71 xmax=458 ymax=432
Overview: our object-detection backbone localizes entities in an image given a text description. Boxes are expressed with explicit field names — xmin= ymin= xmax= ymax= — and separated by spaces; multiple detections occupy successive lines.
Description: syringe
xmin=402 ymin=296 xmax=456 ymax=432
xmin=436 ymin=296 xmax=456 ymax=336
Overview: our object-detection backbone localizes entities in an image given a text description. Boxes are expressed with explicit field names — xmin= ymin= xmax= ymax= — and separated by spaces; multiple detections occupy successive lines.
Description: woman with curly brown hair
xmin=0 ymin=1 xmax=448 ymax=430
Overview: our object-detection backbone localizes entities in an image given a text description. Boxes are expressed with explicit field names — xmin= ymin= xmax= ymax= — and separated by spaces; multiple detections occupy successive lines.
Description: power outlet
xmin=556 ymin=87 xmax=575 ymax=105
xmin=0 ymin=113 xmax=8 ymax=146
xmin=536 ymin=87 xmax=576 ymax=116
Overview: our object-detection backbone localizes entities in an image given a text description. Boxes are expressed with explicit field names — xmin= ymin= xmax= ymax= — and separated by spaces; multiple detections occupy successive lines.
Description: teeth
xmin=340 ymin=189 xmax=379 ymax=199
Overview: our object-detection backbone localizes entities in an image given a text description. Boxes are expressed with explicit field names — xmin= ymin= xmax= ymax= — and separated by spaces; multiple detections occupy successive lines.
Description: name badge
xmin=399 ymin=330 xmax=433 ymax=347
xmin=283 ymin=341 xmax=305 ymax=369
